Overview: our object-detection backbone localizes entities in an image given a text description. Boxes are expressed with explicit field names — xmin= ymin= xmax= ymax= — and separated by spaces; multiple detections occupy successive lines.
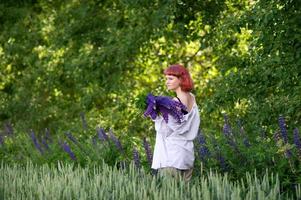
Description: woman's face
xmin=165 ymin=75 xmax=181 ymax=91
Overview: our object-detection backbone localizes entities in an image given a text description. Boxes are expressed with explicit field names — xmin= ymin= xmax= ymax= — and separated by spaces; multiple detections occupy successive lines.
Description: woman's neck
xmin=175 ymin=87 xmax=188 ymax=97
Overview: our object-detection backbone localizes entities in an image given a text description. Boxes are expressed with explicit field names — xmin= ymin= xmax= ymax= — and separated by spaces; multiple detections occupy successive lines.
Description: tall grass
xmin=0 ymin=161 xmax=299 ymax=200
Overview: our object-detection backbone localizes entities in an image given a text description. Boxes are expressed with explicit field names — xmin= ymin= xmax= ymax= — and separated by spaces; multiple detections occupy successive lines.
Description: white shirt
xmin=151 ymin=99 xmax=200 ymax=170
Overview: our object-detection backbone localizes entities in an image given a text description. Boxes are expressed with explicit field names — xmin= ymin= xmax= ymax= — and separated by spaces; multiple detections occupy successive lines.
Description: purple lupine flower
xmin=65 ymin=131 xmax=78 ymax=145
xmin=144 ymin=93 xmax=187 ymax=123
xmin=41 ymin=136 xmax=50 ymax=150
xmin=144 ymin=93 xmax=158 ymax=120
xmin=133 ymin=147 xmax=140 ymax=168
xmin=197 ymin=132 xmax=210 ymax=161
xmin=222 ymin=114 xmax=232 ymax=136
xmin=278 ymin=116 xmax=288 ymax=143
xmin=109 ymin=129 xmax=124 ymax=153
xmin=156 ymin=95 xmax=187 ymax=123
xmin=197 ymin=131 xmax=206 ymax=145
xmin=143 ymin=138 xmax=153 ymax=166
xmin=211 ymin=137 xmax=227 ymax=172
xmin=293 ymin=128 xmax=301 ymax=156
xmin=65 ymin=132 xmax=89 ymax=156
xmin=159 ymin=105 xmax=173 ymax=123
xmin=222 ymin=116 xmax=242 ymax=154
xmin=97 ymin=127 xmax=109 ymax=142
xmin=274 ymin=124 xmax=292 ymax=158
xmin=30 ymin=130 xmax=44 ymax=154
xmin=59 ymin=140 xmax=76 ymax=160
xmin=4 ymin=122 xmax=13 ymax=135
xmin=156 ymin=95 xmax=187 ymax=112
xmin=80 ymin=112 xmax=88 ymax=130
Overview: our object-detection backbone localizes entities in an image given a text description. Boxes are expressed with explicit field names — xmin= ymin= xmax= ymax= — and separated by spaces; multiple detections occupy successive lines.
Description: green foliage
xmin=134 ymin=91 xmax=148 ymax=112
xmin=1 ymin=115 xmax=300 ymax=196
xmin=194 ymin=115 xmax=301 ymax=195
xmin=199 ymin=0 xmax=301 ymax=133
xmin=0 ymin=0 xmax=300 ymax=197
xmin=1 ymin=0 xmax=299 ymax=136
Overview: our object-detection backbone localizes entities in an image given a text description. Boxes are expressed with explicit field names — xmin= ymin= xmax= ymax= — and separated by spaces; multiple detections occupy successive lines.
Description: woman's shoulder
xmin=179 ymin=93 xmax=196 ymax=111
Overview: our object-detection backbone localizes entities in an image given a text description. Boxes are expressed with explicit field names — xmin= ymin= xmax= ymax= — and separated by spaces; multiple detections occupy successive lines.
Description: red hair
xmin=164 ymin=64 xmax=194 ymax=92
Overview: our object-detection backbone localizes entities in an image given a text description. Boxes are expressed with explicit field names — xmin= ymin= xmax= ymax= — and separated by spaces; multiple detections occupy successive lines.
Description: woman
xmin=151 ymin=64 xmax=200 ymax=181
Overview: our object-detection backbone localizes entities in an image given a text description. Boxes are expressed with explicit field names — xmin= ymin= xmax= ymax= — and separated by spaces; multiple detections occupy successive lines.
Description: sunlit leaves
xmin=0 ymin=0 xmax=299 ymax=137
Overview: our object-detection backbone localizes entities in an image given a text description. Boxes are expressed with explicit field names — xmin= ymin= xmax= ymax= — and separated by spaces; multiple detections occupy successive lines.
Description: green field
xmin=1 ymin=161 xmax=300 ymax=200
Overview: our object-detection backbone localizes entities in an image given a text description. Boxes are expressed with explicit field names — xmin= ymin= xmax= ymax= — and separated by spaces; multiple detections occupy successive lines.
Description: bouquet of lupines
xmin=143 ymin=93 xmax=187 ymax=123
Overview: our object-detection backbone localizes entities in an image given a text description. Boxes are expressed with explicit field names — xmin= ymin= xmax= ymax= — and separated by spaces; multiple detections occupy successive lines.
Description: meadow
xmin=1 ymin=161 xmax=300 ymax=199
xmin=1 ymin=114 xmax=300 ymax=199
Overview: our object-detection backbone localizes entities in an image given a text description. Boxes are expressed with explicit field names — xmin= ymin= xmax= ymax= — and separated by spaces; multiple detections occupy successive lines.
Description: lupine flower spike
xmin=222 ymin=114 xmax=231 ymax=136
xmin=97 ymin=127 xmax=109 ymax=142
xmin=278 ymin=116 xmax=288 ymax=143
xmin=197 ymin=131 xmax=210 ymax=161
xmin=144 ymin=93 xmax=187 ymax=123
xmin=217 ymin=152 xmax=227 ymax=172
xmin=65 ymin=132 xmax=78 ymax=145
xmin=293 ymin=128 xmax=301 ymax=157
xmin=278 ymin=116 xmax=292 ymax=158
xmin=41 ymin=137 xmax=50 ymax=151
xmin=30 ymin=130 xmax=44 ymax=154
xmin=133 ymin=147 xmax=140 ymax=168
xmin=144 ymin=94 xmax=157 ymax=120
xmin=109 ymin=129 xmax=124 ymax=153
xmin=143 ymin=138 xmax=153 ymax=166
xmin=222 ymin=115 xmax=241 ymax=154
xmin=59 ymin=140 xmax=76 ymax=160
xmin=211 ymin=137 xmax=228 ymax=172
